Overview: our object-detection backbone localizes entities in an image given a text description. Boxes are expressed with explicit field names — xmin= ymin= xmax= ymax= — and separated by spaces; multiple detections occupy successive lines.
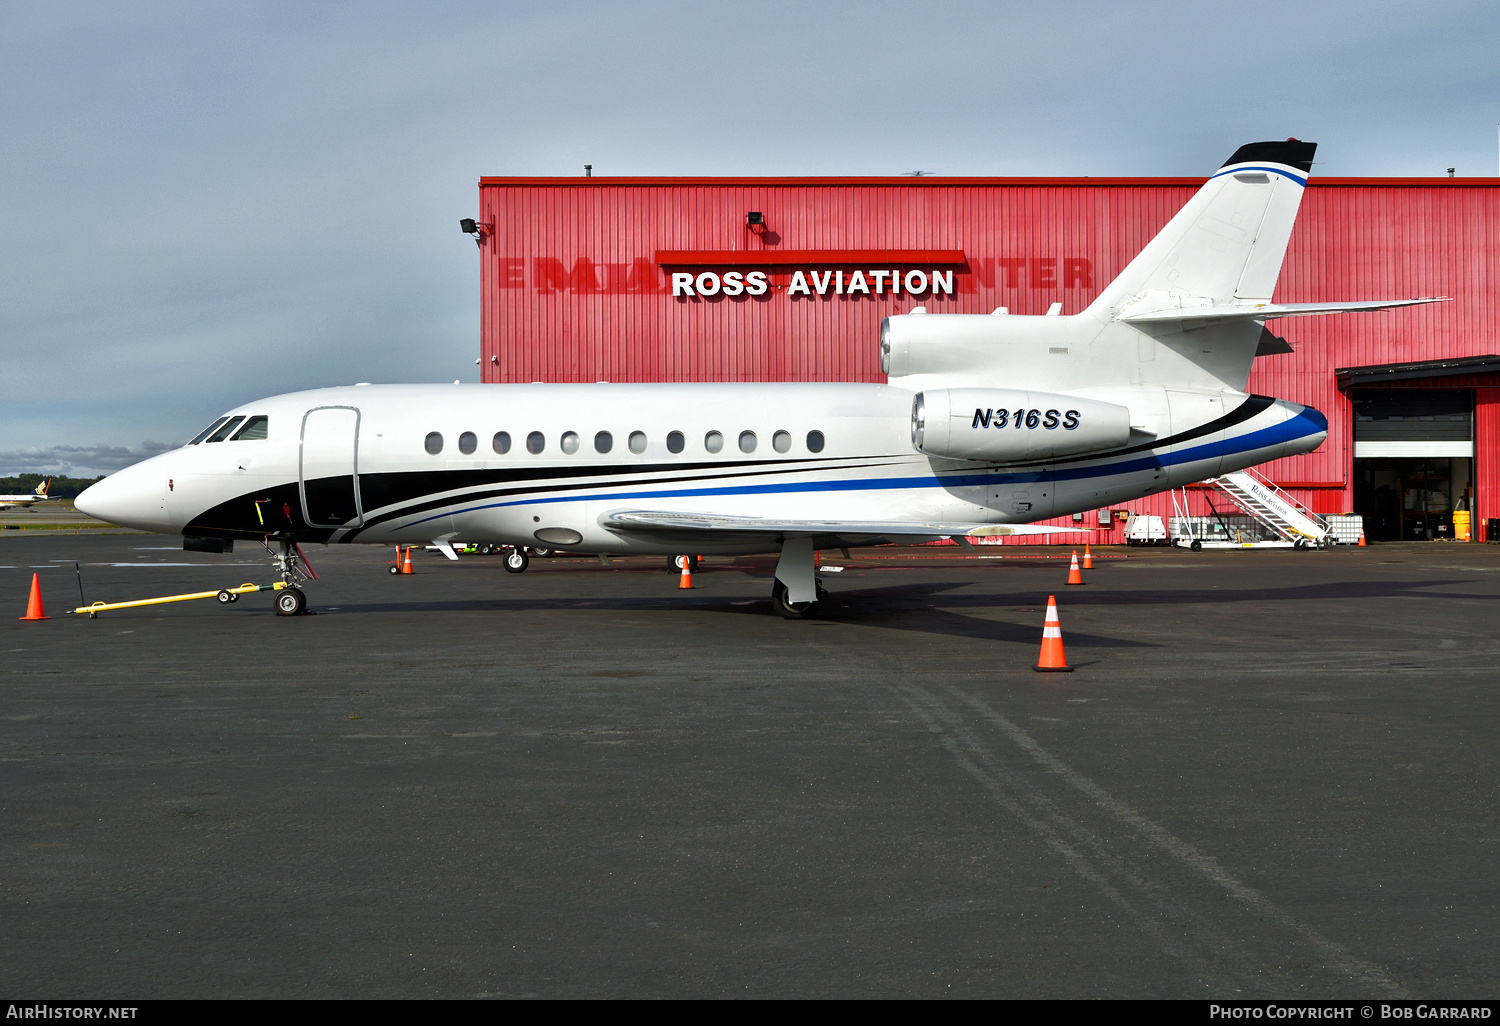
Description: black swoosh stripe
xmin=339 ymin=457 xmax=912 ymax=541
xmin=992 ymin=394 xmax=1277 ymax=470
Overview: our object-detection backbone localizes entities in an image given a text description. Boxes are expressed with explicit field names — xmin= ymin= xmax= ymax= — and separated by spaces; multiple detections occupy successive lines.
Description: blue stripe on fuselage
xmin=402 ymin=407 xmax=1327 ymax=527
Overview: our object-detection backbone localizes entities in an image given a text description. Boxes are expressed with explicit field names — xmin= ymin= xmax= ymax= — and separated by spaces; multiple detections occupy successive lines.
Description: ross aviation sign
xmin=498 ymin=252 xmax=1095 ymax=299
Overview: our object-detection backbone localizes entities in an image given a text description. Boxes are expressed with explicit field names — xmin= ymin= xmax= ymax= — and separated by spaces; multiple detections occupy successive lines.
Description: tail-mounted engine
xmin=912 ymin=389 xmax=1132 ymax=462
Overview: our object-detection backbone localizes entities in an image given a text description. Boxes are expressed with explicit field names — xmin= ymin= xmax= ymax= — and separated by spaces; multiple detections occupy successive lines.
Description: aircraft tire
xmin=275 ymin=588 xmax=307 ymax=616
xmin=505 ymin=548 xmax=530 ymax=574
xmin=770 ymin=579 xmax=818 ymax=620
xmin=670 ymin=555 xmax=699 ymax=572
xmin=531 ymin=548 xmax=553 ymax=558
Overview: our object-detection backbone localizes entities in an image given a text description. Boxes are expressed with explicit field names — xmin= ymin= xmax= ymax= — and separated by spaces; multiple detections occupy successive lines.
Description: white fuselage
xmin=76 ymin=379 xmax=1326 ymax=554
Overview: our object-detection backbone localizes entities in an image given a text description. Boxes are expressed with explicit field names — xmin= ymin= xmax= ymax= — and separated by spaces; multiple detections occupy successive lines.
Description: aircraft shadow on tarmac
xmin=320 ymin=573 xmax=1485 ymax=650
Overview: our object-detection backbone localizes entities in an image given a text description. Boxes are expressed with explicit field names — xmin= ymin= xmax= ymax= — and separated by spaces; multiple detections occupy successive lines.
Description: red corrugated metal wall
xmin=478 ymin=177 xmax=1500 ymax=540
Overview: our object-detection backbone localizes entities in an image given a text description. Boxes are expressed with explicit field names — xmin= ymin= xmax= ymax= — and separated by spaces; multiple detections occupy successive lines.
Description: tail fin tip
xmin=1220 ymin=139 xmax=1317 ymax=174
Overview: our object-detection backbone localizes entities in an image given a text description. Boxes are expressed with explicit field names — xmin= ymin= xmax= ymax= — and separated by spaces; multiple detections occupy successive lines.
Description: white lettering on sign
xmin=675 ymin=270 xmax=771 ymax=297
xmin=668 ymin=265 xmax=951 ymax=298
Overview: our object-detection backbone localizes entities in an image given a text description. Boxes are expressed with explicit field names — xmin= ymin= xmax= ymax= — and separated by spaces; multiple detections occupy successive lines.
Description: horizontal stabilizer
xmin=1122 ymin=297 xmax=1448 ymax=325
xmin=600 ymin=509 xmax=1093 ymax=538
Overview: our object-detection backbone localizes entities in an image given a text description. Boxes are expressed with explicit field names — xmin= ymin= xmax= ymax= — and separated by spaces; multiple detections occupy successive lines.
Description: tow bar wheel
xmin=275 ymin=587 xmax=307 ymax=616
xmin=216 ymin=590 xmax=238 ymax=604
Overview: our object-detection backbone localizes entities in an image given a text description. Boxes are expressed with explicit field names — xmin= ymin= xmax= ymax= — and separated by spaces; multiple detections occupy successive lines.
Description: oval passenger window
xmin=667 ymin=431 xmax=685 ymax=454
xmin=595 ymin=431 xmax=613 ymax=453
xmin=527 ymin=431 xmax=545 ymax=455
xmin=806 ymin=430 xmax=825 ymax=453
xmin=772 ymin=430 xmax=791 ymax=454
xmin=458 ymin=431 xmax=477 ymax=455
xmin=425 ymin=432 xmax=443 ymax=455
xmin=561 ymin=431 xmax=580 ymax=454
xmin=704 ymin=430 xmax=723 ymax=454
xmin=628 ymin=431 xmax=647 ymax=454
xmin=493 ymin=431 xmax=511 ymax=455
xmin=738 ymin=430 xmax=757 ymax=454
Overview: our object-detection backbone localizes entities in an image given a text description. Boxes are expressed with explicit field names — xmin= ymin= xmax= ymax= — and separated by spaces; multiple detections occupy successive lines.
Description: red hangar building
xmin=474 ymin=173 xmax=1500 ymax=543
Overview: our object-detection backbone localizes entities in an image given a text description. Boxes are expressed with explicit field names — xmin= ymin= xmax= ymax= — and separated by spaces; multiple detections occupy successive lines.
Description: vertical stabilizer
xmin=1088 ymin=140 xmax=1316 ymax=315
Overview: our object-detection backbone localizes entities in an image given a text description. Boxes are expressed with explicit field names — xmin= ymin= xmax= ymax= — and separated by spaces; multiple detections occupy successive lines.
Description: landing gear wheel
xmin=770 ymin=579 xmax=819 ymax=620
xmin=670 ymin=555 xmax=699 ymax=573
xmin=217 ymin=590 xmax=235 ymax=604
xmin=504 ymin=548 xmax=530 ymax=574
xmin=275 ymin=587 xmax=307 ymax=616
xmin=1190 ymin=539 xmax=1202 ymax=552
xmin=531 ymin=547 xmax=553 ymax=558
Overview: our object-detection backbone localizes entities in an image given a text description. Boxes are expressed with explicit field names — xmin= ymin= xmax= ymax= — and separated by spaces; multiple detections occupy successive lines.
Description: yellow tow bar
xmin=73 ymin=581 xmax=291 ymax=617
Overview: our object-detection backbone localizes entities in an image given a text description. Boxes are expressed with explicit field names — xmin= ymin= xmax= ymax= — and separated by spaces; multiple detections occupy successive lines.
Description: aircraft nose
xmin=76 ymin=457 xmax=171 ymax=532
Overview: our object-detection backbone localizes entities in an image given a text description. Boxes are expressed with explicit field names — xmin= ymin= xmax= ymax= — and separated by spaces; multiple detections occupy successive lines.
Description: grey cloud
xmin=0 ymin=441 xmax=181 ymax=478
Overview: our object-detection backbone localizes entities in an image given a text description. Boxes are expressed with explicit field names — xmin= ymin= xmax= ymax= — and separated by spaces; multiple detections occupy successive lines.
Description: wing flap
xmin=600 ymin=509 xmax=1091 ymax=538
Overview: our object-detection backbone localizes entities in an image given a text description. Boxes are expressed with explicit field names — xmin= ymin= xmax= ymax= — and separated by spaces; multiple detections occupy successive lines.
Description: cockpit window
xmin=189 ymin=417 xmax=229 ymax=445
xmin=231 ymin=415 xmax=268 ymax=440
xmin=205 ymin=416 xmax=245 ymax=443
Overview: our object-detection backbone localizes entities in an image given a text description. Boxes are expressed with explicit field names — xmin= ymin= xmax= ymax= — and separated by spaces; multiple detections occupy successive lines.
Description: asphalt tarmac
xmin=1 ymin=536 xmax=1496 ymax=998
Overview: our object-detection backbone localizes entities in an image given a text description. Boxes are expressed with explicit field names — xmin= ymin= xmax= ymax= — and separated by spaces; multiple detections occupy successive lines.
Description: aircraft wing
xmin=599 ymin=509 xmax=1092 ymax=539
xmin=1121 ymin=297 xmax=1448 ymax=325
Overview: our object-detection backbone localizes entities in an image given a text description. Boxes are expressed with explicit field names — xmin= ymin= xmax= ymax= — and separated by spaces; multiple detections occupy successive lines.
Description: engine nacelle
xmin=912 ymin=389 xmax=1132 ymax=462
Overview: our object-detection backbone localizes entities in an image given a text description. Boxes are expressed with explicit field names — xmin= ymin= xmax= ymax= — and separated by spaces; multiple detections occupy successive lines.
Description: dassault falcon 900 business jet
xmin=78 ymin=141 xmax=1443 ymax=617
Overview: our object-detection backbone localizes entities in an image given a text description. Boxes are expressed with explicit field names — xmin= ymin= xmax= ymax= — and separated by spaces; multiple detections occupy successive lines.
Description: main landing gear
xmin=770 ymin=537 xmax=827 ymax=619
xmin=770 ymin=578 xmax=828 ymax=619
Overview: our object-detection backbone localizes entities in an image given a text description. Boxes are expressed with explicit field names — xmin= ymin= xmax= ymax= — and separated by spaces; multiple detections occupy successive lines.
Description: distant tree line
xmin=0 ymin=474 xmax=104 ymax=499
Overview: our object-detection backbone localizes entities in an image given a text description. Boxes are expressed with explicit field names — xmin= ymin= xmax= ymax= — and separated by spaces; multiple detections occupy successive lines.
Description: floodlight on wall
xmin=460 ymin=217 xmax=493 ymax=248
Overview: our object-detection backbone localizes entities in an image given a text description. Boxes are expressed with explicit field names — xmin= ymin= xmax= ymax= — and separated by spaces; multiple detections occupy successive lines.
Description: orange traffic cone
xmin=678 ymin=556 xmax=694 ymax=589
xmin=401 ymin=546 xmax=415 ymax=574
xmin=19 ymin=573 xmax=50 ymax=621
xmin=1357 ymin=532 xmax=1367 ymax=547
xmin=1033 ymin=595 xmax=1072 ymax=672
xmin=1082 ymin=544 xmax=1094 ymax=570
xmin=1066 ymin=550 xmax=1085 ymax=585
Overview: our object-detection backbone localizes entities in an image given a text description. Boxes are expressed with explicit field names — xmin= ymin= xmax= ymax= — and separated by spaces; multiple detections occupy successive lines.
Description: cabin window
xmin=458 ymin=431 xmax=477 ymax=455
xmin=231 ymin=416 xmax=268 ymax=441
xmin=425 ymin=432 xmax=443 ymax=455
xmin=772 ymin=430 xmax=791 ymax=454
xmin=704 ymin=430 xmax=723 ymax=454
xmin=493 ymin=431 xmax=511 ymax=455
xmin=628 ymin=431 xmax=647 ymax=454
xmin=527 ymin=431 xmax=545 ymax=455
xmin=561 ymin=431 xmax=580 ymax=455
xmin=206 ymin=416 xmax=245 ymax=443
xmin=190 ymin=418 xmax=229 ymax=445
xmin=806 ymin=430 xmax=825 ymax=453
xmin=738 ymin=430 xmax=757 ymax=454
xmin=594 ymin=431 xmax=613 ymax=453
xmin=666 ymin=430 xmax=685 ymax=454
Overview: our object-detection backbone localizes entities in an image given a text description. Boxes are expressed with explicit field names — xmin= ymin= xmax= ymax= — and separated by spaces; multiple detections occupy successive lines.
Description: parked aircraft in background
xmin=77 ymin=141 xmax=1443 ymax=618
xmin=0 ymin=479 xmax=58 ymax=511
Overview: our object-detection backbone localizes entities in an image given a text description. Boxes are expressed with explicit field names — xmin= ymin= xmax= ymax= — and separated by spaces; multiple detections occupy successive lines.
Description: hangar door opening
xmin=300 ymin=406 xmax=363 ymax=528
xmin=1351 ymin=389 xmax=1473 ymax=541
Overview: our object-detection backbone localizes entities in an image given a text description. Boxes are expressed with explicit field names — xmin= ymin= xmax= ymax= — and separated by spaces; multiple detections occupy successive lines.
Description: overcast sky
xmin=3 ymin=0 xmax=1497 ymax=476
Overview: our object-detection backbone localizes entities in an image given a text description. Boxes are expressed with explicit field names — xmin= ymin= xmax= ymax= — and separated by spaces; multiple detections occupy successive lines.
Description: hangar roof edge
xmin=478 ymin=176 xmax=1500 ymax=188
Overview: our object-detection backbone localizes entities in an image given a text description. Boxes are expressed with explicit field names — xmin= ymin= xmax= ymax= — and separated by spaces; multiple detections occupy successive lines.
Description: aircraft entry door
xmin=300 ymin=406 xmax=363 ymax=528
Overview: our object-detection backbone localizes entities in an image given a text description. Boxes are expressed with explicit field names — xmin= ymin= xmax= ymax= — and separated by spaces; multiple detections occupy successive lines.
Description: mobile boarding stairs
xmin=1171 ymin=468 xmax=1332 ymax=551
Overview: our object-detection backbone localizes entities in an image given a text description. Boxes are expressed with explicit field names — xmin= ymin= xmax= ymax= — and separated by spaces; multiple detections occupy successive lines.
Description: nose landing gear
xmin=265 ymin=538 xmax=315 ymax=616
